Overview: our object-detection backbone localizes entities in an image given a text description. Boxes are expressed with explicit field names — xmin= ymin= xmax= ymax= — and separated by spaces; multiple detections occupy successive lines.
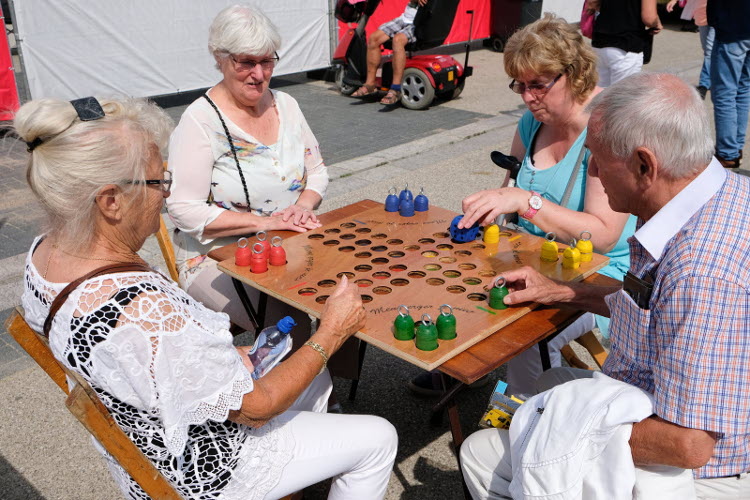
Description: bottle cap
xmin=277 ymin=316 xmax=297 ymax=333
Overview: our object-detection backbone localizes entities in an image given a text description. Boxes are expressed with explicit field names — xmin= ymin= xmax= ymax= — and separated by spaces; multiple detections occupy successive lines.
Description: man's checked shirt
xmin=603 ymin=159 xmax=750 ymax=479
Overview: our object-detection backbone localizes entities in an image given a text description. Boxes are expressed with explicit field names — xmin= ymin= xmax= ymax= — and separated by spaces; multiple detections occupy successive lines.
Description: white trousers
xmin=594 ymin=46 xmax=644 ymax=87
xmin=264 ymin=371 xmax=399 ymax=500
xmin=505 ymin=312 xmax=596 ymax=395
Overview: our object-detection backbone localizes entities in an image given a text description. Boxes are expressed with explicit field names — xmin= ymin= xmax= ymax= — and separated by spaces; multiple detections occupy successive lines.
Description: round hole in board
xmin=447 ymin=285 xmax=466 ymax=294
xmin=307 ymin=234 xmax=324 ymax=240
xmin=372 ymin=233 xmax=388 ymax=239
xmin=426 ymin=278 xmax=445 ymax=286
xmin=338 ymin=246 xmax=355 ymax=252
xmin=463 ymin=277 xmax=482 ymax=285
xmin=324 ymin=228 xmax=341 ymax=234
xmin=467 ymin=293 xmax=487 ymax=301
xmin=298 ymin=288 xmax=317 ymax=296
xmin=436 ymin=243 xmax=454 ymax=250
xmin=424 ymin=263 xmax=442 ymax=271
xmin=422 ymin=250 xmax=439 ymax=258
xmin=340 ymin=222 xmax=357 ymax=228
xmin=354 ymin=264 xmax=373 ymax=272
xmin=316 ymin=295 xmax=329 ymax=304
xmin=340 ymin=233 xmax=356 ymax=240
xmin=455 ymin=250 xmax=472 ymax=257
xmin=355 ymin=227 xmax=371 ymax=234
xmin=388 ymin=251 xmax=405 ymax=258
xmin=373 ymin=271 xmax=391 ymax=279
xmin=355 ymin=252 xmax=372 ymax=258
xmin=471 ymin=243 xmax=486 ymax=249
xmin=373 ymin=286 xmax=392 ymax=295
xmin=458 ymin=263 xmax=477 ymax=270
xmin=439 ymin=256 xmax=457 ymax=263
xmin=355 ymin=279 xmax=373 ymax=287
xmin=389 ymin=264 xmax=407 ymax=272
xmin=337 ymin=271 xmax=355 ymax=279
xmin=361 ymin=294 xmax=373 ymax=303
xmin=408 ymin=270 xmax=426 ymax=278
xmin=443 ymin=270 xmax=461 ymax=278
xmin=371 ymin=245 xmax=388 ymax=252
xmin=323 ymin=240 xmax=340 ymax=246
xmin=391 ymin=278 xmax=410 ymax=286
xmin=433 ymin=232 xmax=450 ymax=238
xmin=479 ymin=270 xmax=497 ymax=277
xmin=404 ymin=244 xmax=421 ymax=251
xmin=418 ymin=238 xmax=435 ymax=244
xmin=317 ymin=279 xmax=337 ymax=288
xmin=355 ymin=239 xmax=372 ymax=246
xmin=371 ymin=257 xmax=390 ymax=265
xmin=387 ymin=238 xmax=403 ymax=245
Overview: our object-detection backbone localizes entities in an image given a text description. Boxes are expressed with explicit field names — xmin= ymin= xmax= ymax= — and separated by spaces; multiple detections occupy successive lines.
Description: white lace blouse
xmin=22 ymin=237 xmax=295 ymax=500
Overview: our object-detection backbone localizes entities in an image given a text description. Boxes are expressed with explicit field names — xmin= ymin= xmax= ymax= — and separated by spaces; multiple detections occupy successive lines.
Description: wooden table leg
xmin=432 ymin=373 xmax=472 ymax=500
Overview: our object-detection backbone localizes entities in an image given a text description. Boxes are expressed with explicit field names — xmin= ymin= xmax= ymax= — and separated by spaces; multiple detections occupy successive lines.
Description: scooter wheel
xmin=401 ymin=68 xmax=435 ymax=110
xmin=335 ymin=66 xmax=358 ymax=96
xmin=491 ymin=36 xmax=505 ymax=53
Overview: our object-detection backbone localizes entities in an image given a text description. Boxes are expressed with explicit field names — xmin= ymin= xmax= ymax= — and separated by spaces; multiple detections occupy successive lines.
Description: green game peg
xmin=415 ymin=313 xmax=439 ymax=351
xmin=393 ymin=305 xmax=416 ymax=340
xmin=436 ymin=304 xmax=457 ymax=340
xmin=489 ymin=276 xmax=509 ymax=310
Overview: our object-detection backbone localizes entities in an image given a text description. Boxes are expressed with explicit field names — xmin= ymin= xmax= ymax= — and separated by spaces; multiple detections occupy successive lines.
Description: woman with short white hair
xmin=167 ymin=4 xmax=329 ymax=334
xmin=17 ymin=96 xmax=397 ymax=500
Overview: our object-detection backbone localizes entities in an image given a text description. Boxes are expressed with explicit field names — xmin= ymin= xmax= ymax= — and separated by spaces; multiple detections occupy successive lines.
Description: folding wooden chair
xmin=156 ymin=214 xmax=179 ymax=283
xmin=560 ymin=330 xmax=608 ymax=370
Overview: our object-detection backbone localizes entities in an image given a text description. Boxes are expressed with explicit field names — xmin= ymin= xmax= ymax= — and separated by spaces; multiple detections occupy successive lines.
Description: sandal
xmin=379 ymin=89 xmax=402 ymax=106
xmin=352 ymin=84 xmax=379 ymax=98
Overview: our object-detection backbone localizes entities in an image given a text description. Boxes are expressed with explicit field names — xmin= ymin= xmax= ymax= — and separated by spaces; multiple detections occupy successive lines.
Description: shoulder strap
xmin=43 ymin=262 xmax=153 ymax=338
xmin=560 ymin=144 xmax=587 ymax=209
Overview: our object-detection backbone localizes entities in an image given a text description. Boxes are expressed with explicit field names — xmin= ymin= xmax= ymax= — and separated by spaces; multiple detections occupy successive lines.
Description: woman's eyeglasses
xmin=125 ymin=170 xmax=172 ymax=193
xmin=230 ymin=53 xmax=280 ymax=72
xmin=509 ymin=73 xmax=563 ymax=97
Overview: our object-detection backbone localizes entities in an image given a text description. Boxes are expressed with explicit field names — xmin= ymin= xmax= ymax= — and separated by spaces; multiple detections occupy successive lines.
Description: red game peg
xmin=269 ymin=236 xmax=287 ymax=266
xmin=235 ymin=237 xmax=251 ymax=266
xmin=256 ymin=231 xmax=271 ymax=259
xmin=250 ymin=242 xmax=268 ymax=274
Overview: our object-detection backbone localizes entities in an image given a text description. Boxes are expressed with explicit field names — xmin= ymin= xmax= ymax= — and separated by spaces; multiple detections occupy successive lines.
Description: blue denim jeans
xmin=698 ymin=25 xmax=715 ymax=89
xmin=711 ymin=38 xmax=750 ymax=160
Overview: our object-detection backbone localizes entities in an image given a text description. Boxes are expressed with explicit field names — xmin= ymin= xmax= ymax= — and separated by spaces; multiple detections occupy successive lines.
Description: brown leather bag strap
xmin=43 ymin=262 xmax=154 ymax=338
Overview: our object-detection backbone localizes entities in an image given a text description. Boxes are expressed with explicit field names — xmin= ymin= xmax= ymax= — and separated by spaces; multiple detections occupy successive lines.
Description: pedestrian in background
xmin=667 ymin=0 xmax=713 ymax=100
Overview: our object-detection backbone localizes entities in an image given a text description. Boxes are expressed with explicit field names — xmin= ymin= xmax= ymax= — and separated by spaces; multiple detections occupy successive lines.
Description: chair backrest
xmin=156 ymin=214 xmax=180 ymax=282
xmin=5 ymin=308 xmax=183 ymax=499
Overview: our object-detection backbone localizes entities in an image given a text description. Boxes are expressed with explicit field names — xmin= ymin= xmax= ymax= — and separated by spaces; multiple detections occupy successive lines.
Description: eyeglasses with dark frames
xmin=509 ymin=73 xmax=564 ymax=97
xmin=230 ymin=53 xmax=280 ymax=72
xmin=125 ymin=170 xmax=172 ymax=193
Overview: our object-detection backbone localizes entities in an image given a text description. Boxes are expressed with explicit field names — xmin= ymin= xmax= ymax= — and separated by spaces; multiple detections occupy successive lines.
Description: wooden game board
xmin=218 ymin=204 xmax=609 ymax=370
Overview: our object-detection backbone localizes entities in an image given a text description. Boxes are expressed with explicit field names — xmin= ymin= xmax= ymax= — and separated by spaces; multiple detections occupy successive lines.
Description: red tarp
xmin=337 ymin=0 xmax=491 ymax=46
xmin=0 ymin=23 xmax=19 ymax=121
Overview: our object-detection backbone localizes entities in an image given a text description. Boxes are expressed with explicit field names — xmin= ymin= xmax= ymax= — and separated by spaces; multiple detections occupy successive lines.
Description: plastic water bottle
xmin=248 ymin=316 xmax=296 ymax=379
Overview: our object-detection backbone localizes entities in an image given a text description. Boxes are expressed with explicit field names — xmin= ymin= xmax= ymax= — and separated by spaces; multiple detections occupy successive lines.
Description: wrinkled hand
xmin=665 ymin=0 xmax=677 ymax=13
xmin=460 ymin=188 xmax=526 ymax=229
xmin=501 ymin=266 xmax=573 ymax=306
xmin=274 ymin=205 xmax=320 ymax=227
xmin=317 ymin=276 xmax=366 ymax=351
xmin=418 ymin=0 xmax=428 ymax=6
xmin=265 ymin=212 xmax=321 ymax=232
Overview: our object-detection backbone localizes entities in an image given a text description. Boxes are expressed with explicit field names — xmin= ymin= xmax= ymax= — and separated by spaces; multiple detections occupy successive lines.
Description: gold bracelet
xmin=304 ymin=340 xmax=328 ymax=374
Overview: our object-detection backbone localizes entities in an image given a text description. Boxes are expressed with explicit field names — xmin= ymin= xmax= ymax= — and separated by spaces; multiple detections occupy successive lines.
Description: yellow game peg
xmin=483 ymin=224 xmax=500 ymax=245
xmin=540 ymin=232 xmax=559 ymax=262
xmin=576 ymin=231 xmax=593 ymax=262
xmin=562 ymin=239 xmax=581 ymax=269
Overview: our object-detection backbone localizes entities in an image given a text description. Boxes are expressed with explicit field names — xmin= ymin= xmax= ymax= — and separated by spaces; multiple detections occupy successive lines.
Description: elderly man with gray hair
xmin=460 ymin=73 xmax=750 ymax=499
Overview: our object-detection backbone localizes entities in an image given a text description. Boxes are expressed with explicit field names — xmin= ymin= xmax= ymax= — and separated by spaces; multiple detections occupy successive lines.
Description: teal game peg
xmin=415 ymin=313 xmax=439 ymax=351
xmin=399 ymin=183 xmax=413 ymax=203
xmin=414 ymin=187 xmax=429 ymax=212
xmin=393 ymin=305 xmax=416 ymax=340
xmin=385 ymin=186 xmax=399 ymax=212
xmin=489 ymin=276 xmax=509 ymax=310
xmin=436 ymin=304 xmax=457 ymax=340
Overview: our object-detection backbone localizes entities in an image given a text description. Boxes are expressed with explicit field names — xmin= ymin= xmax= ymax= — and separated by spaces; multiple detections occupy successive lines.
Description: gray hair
xmin=13 ymin=97 xmax=173 ymax=251
xmin=587 ymin=72 xmax=714 ymax=178
xmin=208 ymin=4 xmax=281 ymax=69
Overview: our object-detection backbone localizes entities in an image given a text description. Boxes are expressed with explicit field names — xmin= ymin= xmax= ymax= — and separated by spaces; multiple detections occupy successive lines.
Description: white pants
xmin=505 ymin=312 xmax=596 ymax=395
xmin=594 ymin=46 xmax=644 ymax=87
xmin=264 ymin=371 xmax=399 ymax=500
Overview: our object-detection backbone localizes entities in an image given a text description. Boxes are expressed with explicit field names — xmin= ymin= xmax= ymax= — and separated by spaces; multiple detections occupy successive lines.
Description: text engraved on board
xmin=294 ymin=245 xmax=315 ymax=281
xmin=368 ymin=304 xmax=476 ymax=316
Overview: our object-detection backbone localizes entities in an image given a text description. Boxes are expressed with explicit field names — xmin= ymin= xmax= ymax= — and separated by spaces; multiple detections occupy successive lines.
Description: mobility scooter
xmin=332 ymin=0 xmax=474 ymax=110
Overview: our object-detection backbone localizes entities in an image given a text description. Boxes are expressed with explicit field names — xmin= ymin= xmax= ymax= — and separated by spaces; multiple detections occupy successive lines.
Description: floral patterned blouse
xmin=166 ymin=89 xmax=328 ymax=288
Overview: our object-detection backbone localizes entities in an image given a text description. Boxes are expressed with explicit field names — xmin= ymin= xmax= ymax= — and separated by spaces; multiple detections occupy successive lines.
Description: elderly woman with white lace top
xmin=166 ymin=5 xmax=329 ymax=331
xmin=16 ymin=96 xmax=397 ymax=500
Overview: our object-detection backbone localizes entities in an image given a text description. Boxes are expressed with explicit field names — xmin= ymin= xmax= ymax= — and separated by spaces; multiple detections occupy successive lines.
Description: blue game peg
xmin=399 ymin=183 xmax=413 ymax=203
xmin=414 ymin=187 xmax=429 ymax=212
xmin=385 ymin=186 xmax=399 ymax=212
xmin=449 ymin=215 xmax=480 ymax=243
xmin=399 ymin=197 xmax=415 ymax=217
